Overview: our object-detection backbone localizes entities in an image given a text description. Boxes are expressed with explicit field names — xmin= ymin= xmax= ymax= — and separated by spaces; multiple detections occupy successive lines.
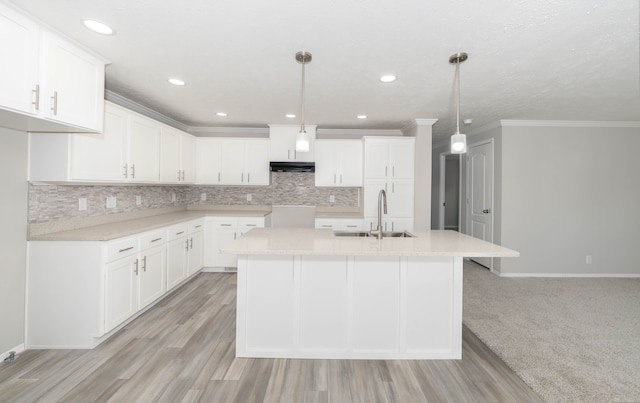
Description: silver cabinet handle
xmin=119 ymin=246 xmax=134 ymax=253
xmin=245 ymin=224 xmax=257 ymax=227
xmin=241 ymin=172 xmax=244 ymax=183
xmin=247 ymin=172 xmax=250 ymax=183
xmin=131 ymin=164 xmax=135 ymax=179
xmin=288 ymin=150 xmax=290 ymax=160
xmin=123 ymin=164 xmax=128 ymax=178
xmin=392 ymin=166 xmax=395 ymax=177
xmin=220 ymin=224 xmax=232 ymax=227
xmin=142 ymin=256 xmax=147 ymax=272
xmin=182 ymin=170 xmax=185 ymax=181
xmin=134 ymin=258 xmax=139 ymax=275
xmin=175 ymin=231 xmax=185 ymax=235
xmin=392 ymin=182 xmax=395 ymax=192
xmin=340 ymin=174 xmax=343 ymax=184
xmin=218 ymin=172 xmax=221 ymax=182
xmin=194 ymin=225 xmax=202 ymax=229
xmin=334 ymin=174 xmax=336 ymax=184
xmin=177 ymin=170 xmax=181 ymax=181
xmin=385 ymin=166 xmax=388 ymax=177
xmin=189 ymin=237 xmax=193 ymax=249
xmin=151 ymin=237 xmax=163 ymax=243
xmin=322 ymin=225 xmax=332 ymax=228
xmin=50 ymin=91 xmax=58 ymax=115
xmin=32 ymin=84 xmax=40 ymax=111
xmin=294 ymin=150 xmax=297 ymax=159
xmin=185 ymin=239 xmax=189 ymax=251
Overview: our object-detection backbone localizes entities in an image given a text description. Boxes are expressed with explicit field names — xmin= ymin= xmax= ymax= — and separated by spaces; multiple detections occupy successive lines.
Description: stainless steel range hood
xmin=270 ymin=161 xmax=315 ymax=172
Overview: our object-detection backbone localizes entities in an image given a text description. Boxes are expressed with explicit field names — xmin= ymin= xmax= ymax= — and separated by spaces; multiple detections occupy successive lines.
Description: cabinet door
xmin=363 ymin=140 xmax=389 ymax=179
xmin=105 ymin=255 xmax=138 ymax=332
xmin=388 ymin=179 xmax=414 ymax=217
xmin=70 ymin=105 xmax=127 ymax=181
xmin=160 ymin=126 xmax=182 ymax=183
xmin=139 ymin=246 xmax=166 ymax=309
xmin=314 ymin=141 xmax=338 ymax=186
xmin=39 ymin=31 xmax=104 ymax=132
xmin=166 ymin=237 xmax=188 ymax=291
xmin=219 ymin=139 xmax=245 ymax=185
xmin=338 ymin=141 xmax=363 ymax=186
xmin=127 ymin=115 xmax=160 ymax=182
xmin=0 ymin=4 xmax=39 ymax=115
xmin=187 ymin=230 xmax=204 ymax=275
xmin=269 ymin=125 xmax=315 ymax=162
xmin=245 ymin=139 xmax=270 ymax=185
xmin=196 ymin=138 xmax=221 ymax=184
xmin=213 ymin=227 xmax=238 ymax=268
xmin=181 ymin=132 xmax=196 ymax=183
xmin=388 ymin=140 xmax=414 ymax=179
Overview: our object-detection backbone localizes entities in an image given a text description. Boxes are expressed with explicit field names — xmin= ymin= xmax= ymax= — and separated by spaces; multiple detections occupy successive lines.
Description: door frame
xmin=464 ymin=138 xmax=495 ymax=270
xmin=438 ymin=152 xmax=462 ymax=230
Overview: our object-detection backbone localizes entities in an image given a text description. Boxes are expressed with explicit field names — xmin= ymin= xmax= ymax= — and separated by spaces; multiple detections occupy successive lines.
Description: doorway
xmin=466 ymin=139 xmax=494 ymax=270
xmin=438 ymin=153 xmax=461 ymax=231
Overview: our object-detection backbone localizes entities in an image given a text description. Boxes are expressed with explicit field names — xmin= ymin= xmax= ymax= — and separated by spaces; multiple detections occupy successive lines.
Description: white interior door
xmin=467 ymin=141 xmax=493 ymax=269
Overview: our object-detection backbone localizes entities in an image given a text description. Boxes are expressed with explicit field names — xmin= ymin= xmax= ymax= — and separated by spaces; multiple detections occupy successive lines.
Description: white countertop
xmin=29 ymin=210 xmax=271 ymax=241
xmin=221 ymin=228 xmax=519 ymax=258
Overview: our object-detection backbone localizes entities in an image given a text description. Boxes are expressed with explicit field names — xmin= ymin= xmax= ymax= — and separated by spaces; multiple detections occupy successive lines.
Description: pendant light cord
xmin=299 ymin=57 xmax=306 ymax=133
xmin=455 ymin=60 xmax=460 ymax=135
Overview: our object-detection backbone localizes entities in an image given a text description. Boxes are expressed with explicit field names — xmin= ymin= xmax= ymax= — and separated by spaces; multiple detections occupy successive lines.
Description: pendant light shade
xmin=295 ymin=51 xmax=312 ymax=152
xmin=449 ymin=52 xmax=468 ymax=154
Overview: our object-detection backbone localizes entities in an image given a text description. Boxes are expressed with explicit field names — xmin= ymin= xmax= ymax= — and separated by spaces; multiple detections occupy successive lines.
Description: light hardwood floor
xmin=0 ymin=273 xmax=543 ymax=402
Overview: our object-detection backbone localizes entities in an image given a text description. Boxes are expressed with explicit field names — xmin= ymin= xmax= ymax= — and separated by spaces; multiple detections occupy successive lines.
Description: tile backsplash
xmin=29 ymin=172 xmax=360 ymax=224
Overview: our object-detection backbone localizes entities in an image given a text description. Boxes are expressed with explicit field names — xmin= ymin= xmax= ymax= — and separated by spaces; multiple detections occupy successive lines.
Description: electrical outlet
xmin=246 ymin=194 xmax=252 ymax=202
xmin=78 ymin=198 xmax=87 ymax=211
xmin=201 ymin=193 xmax=207 ymax=201
xmin=329 ymin=195 xmax=335 ymax=203
xmin=171 ymin=193 xmax=176 ymax=202
xmin=135 ymin=195 xmax=142 ymax=206
xmin=106 ymin=196 xmax=117 ymax=209
xmin=586 ymin=255 xmax=593 ymax=264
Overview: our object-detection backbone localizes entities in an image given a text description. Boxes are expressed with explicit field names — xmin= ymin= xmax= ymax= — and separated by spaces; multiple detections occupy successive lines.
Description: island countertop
xmin=221 ymin=228 xmax=519 ymax=258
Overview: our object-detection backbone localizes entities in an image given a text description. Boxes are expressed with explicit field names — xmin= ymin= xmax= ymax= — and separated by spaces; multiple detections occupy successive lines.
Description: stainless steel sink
xmin=333 ymin=231 xmax=415 ymax=238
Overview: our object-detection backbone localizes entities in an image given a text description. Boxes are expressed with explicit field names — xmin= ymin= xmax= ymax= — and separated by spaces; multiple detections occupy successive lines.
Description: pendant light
xmin=295 ymin=51 xmax=312 ymax=152
xmin=449 ymin=52 xmax=468 ymax=154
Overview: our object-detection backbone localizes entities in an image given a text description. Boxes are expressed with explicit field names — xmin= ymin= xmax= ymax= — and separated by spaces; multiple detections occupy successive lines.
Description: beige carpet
xmin=462 ymin=261 xmax=640 ymax=403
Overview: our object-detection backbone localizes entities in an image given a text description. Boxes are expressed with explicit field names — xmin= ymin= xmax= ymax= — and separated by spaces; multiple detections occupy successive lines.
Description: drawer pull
xmin=151 ymin=237 xmax=163 ymax=242
xmin=175 ymin=231 xmax=185 ymax=235
xmin=119 ymin=246 xmax=134 ymax=253
xmin=245 ymin=224 xmax=257 ymax=227
xmin=220 ymin=224 xmax=232 ymax=227
xmin=194 ymin=225 xmax=202 ymax=229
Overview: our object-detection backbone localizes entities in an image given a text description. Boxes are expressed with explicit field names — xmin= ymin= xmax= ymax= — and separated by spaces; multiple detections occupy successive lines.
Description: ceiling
xmin=7 ymin=0 xmax=640 ymax=141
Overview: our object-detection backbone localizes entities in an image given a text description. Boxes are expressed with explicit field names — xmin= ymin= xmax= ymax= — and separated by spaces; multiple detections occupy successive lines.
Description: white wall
xmin=500 ymin=124 xmax=640 ymax=276
xmin=0 ymin=127 xmax=28 ymax=355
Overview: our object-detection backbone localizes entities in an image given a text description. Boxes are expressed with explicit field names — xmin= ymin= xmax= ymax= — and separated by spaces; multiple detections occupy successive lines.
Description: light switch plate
xmin=78 ymin=198 xmax=87 ymax=211
xmin=171 ymin=193 xmax=176 ymax=202
xmin=135 ymin=195 xmax=142 ymax=206
xmin=246 ymin=194 xmax=252 ymax=202
xmin=329 ymin=195 xmax=335 ymax=203
xmin=106 ymin=196 xmax=117 ymax=209
xmin=201 ymin=193 xmax=207 ymax=201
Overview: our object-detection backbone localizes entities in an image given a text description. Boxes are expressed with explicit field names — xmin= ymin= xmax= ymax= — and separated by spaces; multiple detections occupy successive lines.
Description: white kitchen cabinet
xmin=315 ymin=218 xmax=364 ymax=231
xmin=268 ymin=124 xmax=316 ymax=162
xmin=204 ymin=216 xmax=267 ymax=268
xmin=105 ymin=253 xmax=138 ymax=333
xmin=160 ymin=126 xmax=196 ymax=184
xmin=29 ymin=102 xmax=161 ymax=183
xmin=187 ymin=220 xmax=204 ymax=276
xmin=166 ymin=223 xmax=189 ymax=291
xmin=364 ymin=179 xmax=414 ymax=218
xmin=196 ymin=138 xmax=269 ymax=185
xmin=315 ymin=140 xmax=363 ymax=187
xmin=363 ymin=137 xmax=414 ymax=180
xmin=137 ymin=244 xmax=166 ymax=309
xmin=0 ymin=3 xmax=106 ymax=133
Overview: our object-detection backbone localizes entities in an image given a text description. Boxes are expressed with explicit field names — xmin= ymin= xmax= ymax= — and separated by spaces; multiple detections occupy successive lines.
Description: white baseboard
xmin=201 ymin=267 xmax=237 ymax=273
xmin=2 ymin=343 xmax=25 ymax=362
xmin=498 ymin=272 xmax=640 ymax=278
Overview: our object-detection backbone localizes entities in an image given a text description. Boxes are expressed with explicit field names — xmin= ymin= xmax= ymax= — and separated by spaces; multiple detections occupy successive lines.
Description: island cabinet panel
xmin=352 ymin=257 xmax=400 ymax=353
xmin=236 ymin=254 xmax=463 ymax=359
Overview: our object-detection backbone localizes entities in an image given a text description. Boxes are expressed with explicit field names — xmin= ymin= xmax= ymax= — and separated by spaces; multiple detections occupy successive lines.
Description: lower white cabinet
xmin=27 ymin=220 xmax=203 ymax=349
xmin=315 ymin=218 xmax=364 ymax=231
xmin=204 ymin=216 xmax=268 ymax=268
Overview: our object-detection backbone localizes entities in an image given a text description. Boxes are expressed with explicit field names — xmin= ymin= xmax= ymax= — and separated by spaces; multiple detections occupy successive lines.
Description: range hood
xmin=270 ymin=161 xmax=315 ymax=172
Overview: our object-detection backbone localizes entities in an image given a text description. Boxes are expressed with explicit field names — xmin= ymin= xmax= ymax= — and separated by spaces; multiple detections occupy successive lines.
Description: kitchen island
xmin=221 ymin=228 xmax=518 ymax=360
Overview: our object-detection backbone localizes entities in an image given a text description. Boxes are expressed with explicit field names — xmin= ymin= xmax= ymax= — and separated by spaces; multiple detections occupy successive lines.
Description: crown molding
xmin=316 ymin=128 xmax=402 ymax=137
xmin=187 ymin=126 xmax=269 ymax=136
xmin=500 ymin=120 xmax=640 ymax=128
xmin=105 ymin=91 xmax=189 ymax=131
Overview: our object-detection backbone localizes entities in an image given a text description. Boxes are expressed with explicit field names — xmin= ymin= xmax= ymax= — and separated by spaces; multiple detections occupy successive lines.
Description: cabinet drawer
xmin=210 ymin=219 xmax=237 ymax=229
xmin=167 ymin=223 xmax=188 ymax=240
xmin=138 ymin=229 xmax=167 ymax=249
xmin=237 ymin=217 xmax=264 ymax=228
xmin=106 ymin=236 xmax=138 ymax=262
xmin=188 ymin=219 xmax=204 ymax=233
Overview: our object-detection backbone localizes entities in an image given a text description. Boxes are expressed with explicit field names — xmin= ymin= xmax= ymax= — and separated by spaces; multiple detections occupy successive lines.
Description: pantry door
xmin=467 ymin=140 xmax=493 ymax=269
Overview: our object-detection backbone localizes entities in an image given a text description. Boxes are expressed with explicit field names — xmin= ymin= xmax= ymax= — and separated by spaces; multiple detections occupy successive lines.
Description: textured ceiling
xmin=6 ymin=0 xmax=640 ymax=140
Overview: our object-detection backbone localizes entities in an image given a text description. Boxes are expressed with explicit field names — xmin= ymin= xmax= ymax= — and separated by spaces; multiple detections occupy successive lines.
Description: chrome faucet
xmin=370 ymin=189 xmax=387 ymax=239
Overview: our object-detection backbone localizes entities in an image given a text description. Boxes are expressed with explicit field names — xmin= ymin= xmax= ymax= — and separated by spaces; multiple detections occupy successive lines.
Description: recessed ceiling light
xmin=168 ymin=78 xmax=185 ymax=86
xmin=357 ymin=115 xmax=367 ymax=119
xmin=380 ymin=75 xmax=397 ymax=83
xmin=83 ymin=20 xmax=115 ymax=35
xmin=285 ymin=114 xmax=296 ymax=118
xmin=216 ymin=112 xmax=227 ymax=117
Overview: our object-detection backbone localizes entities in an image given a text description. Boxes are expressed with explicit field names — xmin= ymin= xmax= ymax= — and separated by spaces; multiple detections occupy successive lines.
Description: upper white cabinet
xmin=269 ymin=124 xmax=316 ymax=162
xmin=315 ymin=140 xmax=363 ymax=187
xmin=0 ymin=3 xmax=106 ymax=133
xmin=29 ymin=102 xmax=161 ymax=183
xmin=363 ymin=137 xmax=414 ymax=180
xmin=160 ymin=126 xmax=196 ymax=184
xmin=196 ymin=138 xmax=269 ymax=185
